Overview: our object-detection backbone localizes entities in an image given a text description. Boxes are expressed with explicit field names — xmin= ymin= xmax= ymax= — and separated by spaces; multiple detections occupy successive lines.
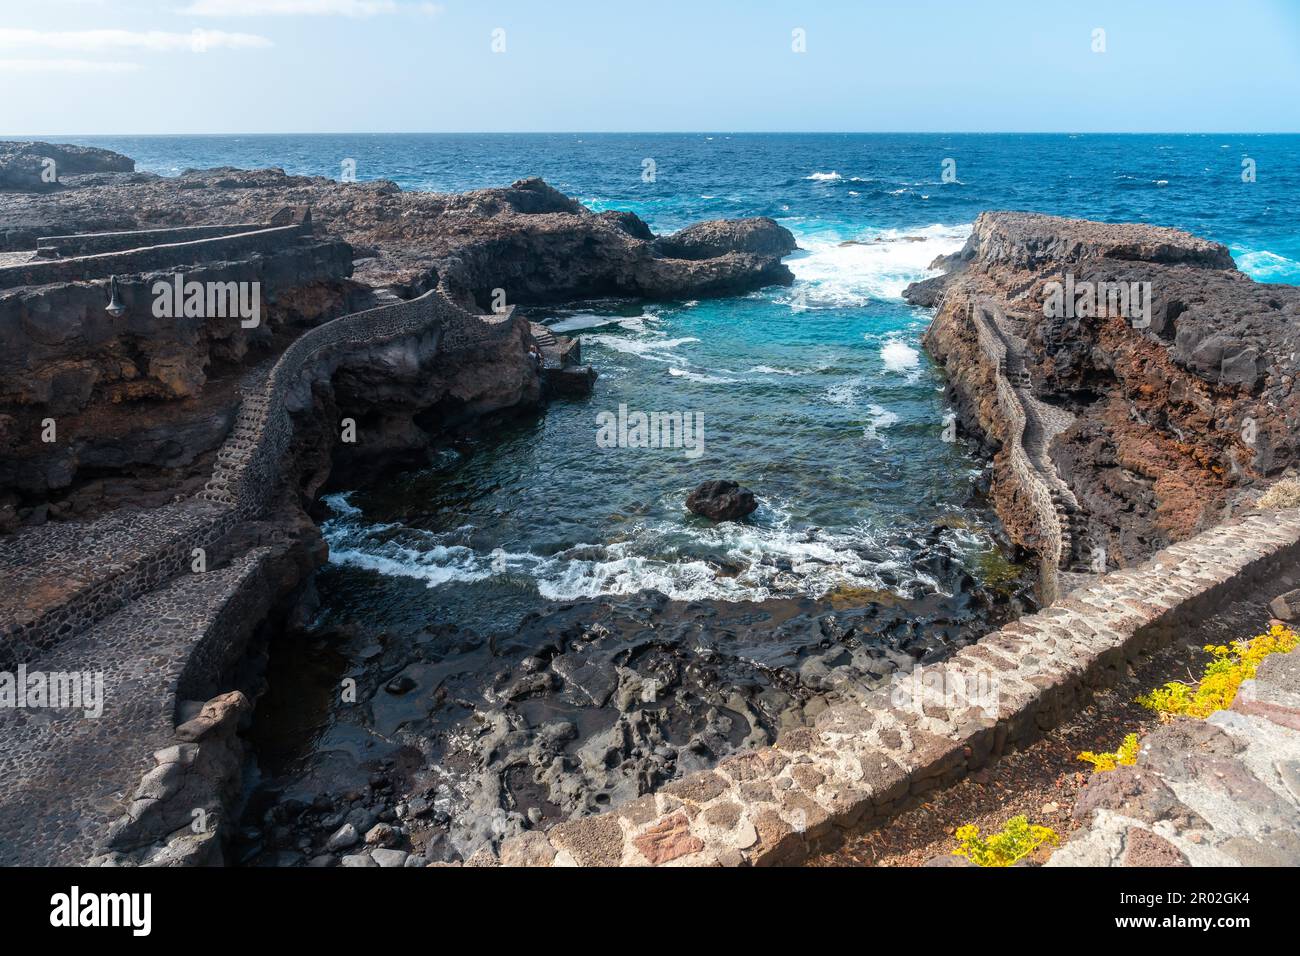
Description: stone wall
xmin=35 ymin=224 xmax=266 ymax=259
xmin=0 ymin=224 xmax=307 ymax=289
xmin=198 ymin=287 xmax=519 ymax=512
xmin=967 ymin=297 xmax=1065 ymax=600
xmin=494 ymin=506 xmax=1300 ymax=866
xmin=0 ymin=239 xmax=354 ymax=413
xmin=0 ymin=286 xmax=522 ymax=662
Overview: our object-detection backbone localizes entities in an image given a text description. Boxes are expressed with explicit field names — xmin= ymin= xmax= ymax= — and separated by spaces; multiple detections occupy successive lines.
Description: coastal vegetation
xmin=1137 ymin=623 xmax=1298 ymax=720
xmin=952 ymin=816 xmax=1060 ymax=867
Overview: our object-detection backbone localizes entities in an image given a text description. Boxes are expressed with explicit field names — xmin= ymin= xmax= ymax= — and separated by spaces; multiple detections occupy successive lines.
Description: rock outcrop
xmin=911 ymin=212 xmax=1300 ymax=576
xmin=0 ymin=141 xmax=135 ymax=193
xmin=0 ymin=165 xmax=798 ymax=300
xmin=685 ymin=480 xmax=759 ymax=521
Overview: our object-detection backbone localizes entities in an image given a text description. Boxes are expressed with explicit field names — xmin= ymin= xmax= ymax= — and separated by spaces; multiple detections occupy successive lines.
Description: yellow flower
xmin=952 ymin=815 xmax=1059 ymax=867
xmin=1141 ymin=624 xmax=1296 ymax=720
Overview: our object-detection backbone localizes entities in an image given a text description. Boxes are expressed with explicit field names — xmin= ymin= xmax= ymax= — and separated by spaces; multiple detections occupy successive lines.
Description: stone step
xmin=0 ymin=550 xmax=270 ymax=866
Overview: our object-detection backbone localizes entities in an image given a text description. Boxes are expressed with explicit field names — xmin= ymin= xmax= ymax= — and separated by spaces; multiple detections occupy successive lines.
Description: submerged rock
xmin=685 ymin=480 xmax=758 ymax=521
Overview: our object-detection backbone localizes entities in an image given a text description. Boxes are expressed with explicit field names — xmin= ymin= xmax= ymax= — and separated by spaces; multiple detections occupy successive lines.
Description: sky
xmin=1 ymin=0 xmax=1298 ymax=135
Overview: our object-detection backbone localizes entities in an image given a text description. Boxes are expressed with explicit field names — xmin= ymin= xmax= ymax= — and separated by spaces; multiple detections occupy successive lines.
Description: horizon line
xmin=7 ymin=130 xmax=1300 ymax=139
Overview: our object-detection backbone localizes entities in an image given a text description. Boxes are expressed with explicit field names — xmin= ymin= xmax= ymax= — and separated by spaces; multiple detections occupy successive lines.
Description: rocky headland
xmin=0 ymin=141 xmax=135 ymax=193
xmin=908 ymin=211 xmax=1299 ymax=583
xmin=0 ymin=152 xmax=796 ymax=302
xmin=1 ymin=141 xmax=1297 ymax=869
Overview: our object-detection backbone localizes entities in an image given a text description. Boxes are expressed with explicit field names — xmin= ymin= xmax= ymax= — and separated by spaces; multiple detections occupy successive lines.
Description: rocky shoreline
xmin=907 ymin=212 xmax=1299 ymax=578
xmin=2 ymin=141 xmax=1298 ymax=867
xmin=0 ymin=141 xmax=804 ymax=865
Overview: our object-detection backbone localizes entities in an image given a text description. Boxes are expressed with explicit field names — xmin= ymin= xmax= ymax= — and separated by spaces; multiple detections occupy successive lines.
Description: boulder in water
xmin=686 ymin=480 xmax=757 ymax=521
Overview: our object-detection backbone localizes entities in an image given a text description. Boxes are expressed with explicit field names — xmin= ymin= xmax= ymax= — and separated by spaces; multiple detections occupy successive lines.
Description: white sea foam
xmin=806 ymin=171 xmax=843 ymax=181
xmin=1235 ymin=248 xmax=1300 ymax=283
xmin=748 ymin=365 xmax=803 ymax=376
xmin=823 ymin=375 xmax=863 ymax=407
xmin=785 ymin=222 xmax=969 ymax=306
xmin=320 ymin=498 xmax=956 ymax=604
xmin=322 ymin=491 xmax=362 ymax=517
xmin=584 ymin=333 xmax=700 ymax=363
xmin=864 ymin=403 xmax=900 ymax=442
xmin=880 ymin=339 xmax=921 ymax=373
xmin=547 ymin=314 xmax=636 ymax=334
xmin=668 ymin=366 xmax=739 ymax=384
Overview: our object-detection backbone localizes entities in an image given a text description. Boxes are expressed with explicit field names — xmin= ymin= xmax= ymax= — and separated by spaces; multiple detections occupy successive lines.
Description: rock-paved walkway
xmin=1049 ymin=646 xmax=1300 ymax=866
xmin=528 ymin=321 xmax=563 ymax=369
xmin=980 ymin=299 xmax=1094 ymax=579
xmin=0 ymin=499 xmax=234 ymax=665
xmin=0 ymin=550 xmax=268 ymax=865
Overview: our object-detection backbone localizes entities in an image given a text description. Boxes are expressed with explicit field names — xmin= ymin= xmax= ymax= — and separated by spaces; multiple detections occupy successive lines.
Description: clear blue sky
xmin=2 ymin=0 xmax=1298 ymax=134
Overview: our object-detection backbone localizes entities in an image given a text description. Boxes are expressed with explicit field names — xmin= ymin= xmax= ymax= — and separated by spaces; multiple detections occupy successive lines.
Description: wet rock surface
xmin=685 ymin=480 xmax=759 ymax=522
xmin=238 ymin=535 xmax=1033 ymax=866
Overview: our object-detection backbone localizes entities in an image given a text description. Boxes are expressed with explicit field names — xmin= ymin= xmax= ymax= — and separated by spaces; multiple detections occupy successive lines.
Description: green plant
xmin=953 ymin=815 xmax=1059 ymax=867
xmin=1138 ymin=623 xmax=1298 ymax=720
xmin=1077 ymin=732 xmax=1140 ymax=773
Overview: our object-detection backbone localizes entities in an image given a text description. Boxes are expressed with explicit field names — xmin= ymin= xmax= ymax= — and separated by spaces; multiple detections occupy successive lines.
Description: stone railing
xmin=199 ymin=287 xmax=518 ymax=512
xmin=499 ymin=506 xmax=1300 ymax=867
xmin=968 ymin=297 xmax=1065 ymax=601
xmin=34 ymin=224 xmax=267 ymax=259
xmin=1 ymin=285 xmax=520 ymax=659
xmin=0 ymin=224 xmax=308 ymax=289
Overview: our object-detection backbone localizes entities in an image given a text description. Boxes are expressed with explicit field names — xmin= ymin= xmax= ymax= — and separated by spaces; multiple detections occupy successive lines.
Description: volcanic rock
xmin=910 ymin=211 xmax=1300 ymax=567
xmin=0 ymin=159 xmax=798 ymax=301
xmin=0 ymin=141 xmax=134 ymax=193
xmin=686 ymin=480 xmax=758 ymax=521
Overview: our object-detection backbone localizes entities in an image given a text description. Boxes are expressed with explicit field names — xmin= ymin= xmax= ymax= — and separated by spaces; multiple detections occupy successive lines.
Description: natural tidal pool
xmin=236 ymin=224 xmax=1037 ymax=864
xmin=207 ymin=132 xmax=1300 ymax=864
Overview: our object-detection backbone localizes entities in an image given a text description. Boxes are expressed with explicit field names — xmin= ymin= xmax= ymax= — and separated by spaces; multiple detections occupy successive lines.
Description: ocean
xmin=62 ymin=131 xmax=1300 ymax=844
xmin=64 ymin=132 xmax=1300 ymax=633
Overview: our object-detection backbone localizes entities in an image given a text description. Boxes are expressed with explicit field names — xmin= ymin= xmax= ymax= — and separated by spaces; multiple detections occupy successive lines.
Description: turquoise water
xmin=67 ymin=134 xmax=1300 ymax=627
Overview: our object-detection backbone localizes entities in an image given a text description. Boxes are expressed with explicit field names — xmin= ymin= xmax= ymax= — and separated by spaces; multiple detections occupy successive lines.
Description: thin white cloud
xmin=180 ymin=0 xmax=440 ymax=16
xmin=0 ymin=59 xmax=141 ymax=73
xmin=0 ymin=29 xmax=273 ymax=53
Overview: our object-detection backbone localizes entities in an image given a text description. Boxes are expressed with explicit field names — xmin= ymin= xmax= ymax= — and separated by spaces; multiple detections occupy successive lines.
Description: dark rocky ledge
xmin=0 ymin=165 xmax=797 ymax=300
xmin=0 ymin=141 xmax=135 ymax=194
xmin=908 ymin=211 xmax=1299 ymax=579
xmin=0 ymin=145 xmax=800 ymax=866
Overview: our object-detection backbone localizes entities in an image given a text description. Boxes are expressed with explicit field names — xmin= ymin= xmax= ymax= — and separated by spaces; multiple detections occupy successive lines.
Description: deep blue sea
xmin=67 ymin=134 xmax=1300 ymax=629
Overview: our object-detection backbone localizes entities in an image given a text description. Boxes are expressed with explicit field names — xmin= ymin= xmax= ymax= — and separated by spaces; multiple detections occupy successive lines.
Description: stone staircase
xmin=979 ymin=299 xmax=1096 ymax=581
xmin=528 ymin=321 xmax=561 ymax=368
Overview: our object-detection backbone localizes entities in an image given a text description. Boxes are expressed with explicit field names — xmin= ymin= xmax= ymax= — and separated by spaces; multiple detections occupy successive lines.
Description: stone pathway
xmin=0 ymin=550 xmax=268 ymax=865
xmin=0 ymin=499 xmax=234 ymax=665
xmin=528 ymin=321 xmax=562 ymax=369
xmin=1049 ymin=646 xmax=1300 ymax=866
xmin=981 ymin=300 xmax=1094 ymax=577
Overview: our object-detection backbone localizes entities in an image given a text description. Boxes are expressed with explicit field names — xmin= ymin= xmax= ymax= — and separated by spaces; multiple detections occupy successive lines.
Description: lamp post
xmin=105 ymin=275 xmax=126 ymax=317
